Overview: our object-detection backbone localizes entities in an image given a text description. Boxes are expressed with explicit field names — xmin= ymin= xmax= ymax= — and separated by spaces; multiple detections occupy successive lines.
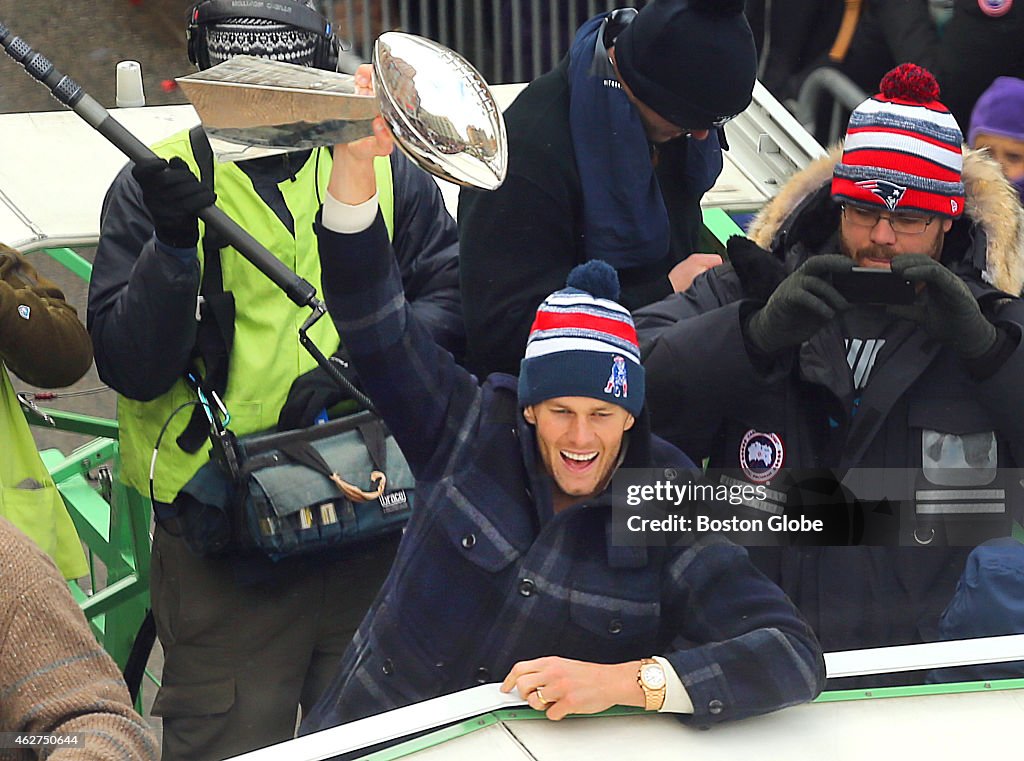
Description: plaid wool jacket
xmin=303 ymin=215 xmax=826 ymax=734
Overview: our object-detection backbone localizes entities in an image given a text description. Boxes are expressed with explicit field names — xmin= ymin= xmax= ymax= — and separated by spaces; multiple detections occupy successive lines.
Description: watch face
xmin=641 ymin=663 xmax=666 ymax=689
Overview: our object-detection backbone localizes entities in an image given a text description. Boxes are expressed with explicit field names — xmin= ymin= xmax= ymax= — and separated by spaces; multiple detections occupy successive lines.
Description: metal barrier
xmin=789 ymin=66 xmax=868 ymax=148
xmin=326 ymin=0 xmax=647 ymax=83
xmin=24 ymin=246 xmax=154 ymax=706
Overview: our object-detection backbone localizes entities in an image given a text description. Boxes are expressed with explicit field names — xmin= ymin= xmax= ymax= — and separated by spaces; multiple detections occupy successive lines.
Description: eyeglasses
xmin=841 ymin=205 xmax=937 ymax=235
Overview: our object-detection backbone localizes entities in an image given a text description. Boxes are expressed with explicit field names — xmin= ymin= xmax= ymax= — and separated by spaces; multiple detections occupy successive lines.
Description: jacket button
xmin=476 ymin=667 xmax=490 ymax=684
xmin=518 ymin=578 xmax=535 ymax=596
xmin=381 ymin=659 xmax=394 ymax=676
xmin=461 ymin=533 xmax=476 ymax=549
xmin=708 ymin=699 xmax=724 ymax=715
xmin=607 ymin=619 xmax=623 ymax=635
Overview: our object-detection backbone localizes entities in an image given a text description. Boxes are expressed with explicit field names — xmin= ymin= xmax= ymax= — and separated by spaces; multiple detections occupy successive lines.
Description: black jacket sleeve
xmin=458 ymin=169 xmax=578 ymax=378
xmin=638 ymin=266 xmax=791 ymax=456
xmin=635 ymin=263 xmax=746 ymax=357
xmin=87 ymin=162 xmax=201 ymax=401
xmin=974 ymin=299 xmax=1024 ymax=463
xmin=388 ymin=152 xmax=464 ymax=360
xmin=0 ymin=243 xmax=92 ymax=388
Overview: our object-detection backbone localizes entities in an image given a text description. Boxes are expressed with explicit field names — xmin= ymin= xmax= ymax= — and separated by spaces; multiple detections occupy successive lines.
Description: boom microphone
xmin=0 ymin=20 xmax=318 ymax=310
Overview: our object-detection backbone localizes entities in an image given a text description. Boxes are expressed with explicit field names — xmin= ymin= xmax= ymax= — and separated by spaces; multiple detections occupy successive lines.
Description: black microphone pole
xmin=0 ymin=20 xmax=377 ymax=412
xmin=0 ymin=21 xmax=319 ymax=310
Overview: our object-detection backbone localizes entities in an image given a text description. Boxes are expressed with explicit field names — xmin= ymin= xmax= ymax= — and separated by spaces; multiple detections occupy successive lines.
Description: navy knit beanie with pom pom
xmin=518 ymin=260 xmax=644 ymax=417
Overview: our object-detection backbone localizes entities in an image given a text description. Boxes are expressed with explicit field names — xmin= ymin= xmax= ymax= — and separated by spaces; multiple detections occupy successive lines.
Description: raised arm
xmin=388 ymin=152 xmax=464 ymax=359
xmin=87 ymin=161 xmax=209 ymax=400
xmin=318 ymin=75 xmax=482 ymax=478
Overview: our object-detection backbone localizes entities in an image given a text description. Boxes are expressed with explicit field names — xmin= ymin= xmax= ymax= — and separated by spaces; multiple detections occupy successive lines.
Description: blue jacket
xmin=302 ymin=215 xmax=825 ymax=733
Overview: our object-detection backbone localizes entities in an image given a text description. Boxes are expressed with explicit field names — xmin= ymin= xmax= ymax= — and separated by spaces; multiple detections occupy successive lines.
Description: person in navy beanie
xmin=459 ymin=0 xmax=758 ymax=380
xmin=301 ymin=118 xmax=825 ymax=735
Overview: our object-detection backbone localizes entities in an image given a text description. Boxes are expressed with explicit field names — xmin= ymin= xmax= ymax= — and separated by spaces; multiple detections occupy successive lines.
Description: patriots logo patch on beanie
xmin=855 ymin=179 xmax=907 ymax=210
xmin=604 ymin=356 xmax=628 ymax=399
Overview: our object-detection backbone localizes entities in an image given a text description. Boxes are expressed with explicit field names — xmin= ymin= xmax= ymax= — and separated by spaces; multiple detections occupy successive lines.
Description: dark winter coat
xmin=302 ymin=215 xmax=825 ymax=732
xmin=635 ymin=146 xmax=1024 ymax=654
xmin=457 ymin=56 xmax=711 ymax=378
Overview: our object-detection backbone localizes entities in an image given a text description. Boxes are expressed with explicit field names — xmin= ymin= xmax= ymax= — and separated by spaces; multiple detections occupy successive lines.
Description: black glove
xmin=744 ymin=255 xmax=854 ymax=356
xmin=132 ymin=156 xmax=215 ymax=249
xmin=887 ymin=254 xmax=997 ymax=359
xmin=726 ymin=235 xmax=787 ymax=303
xmin=277 ymin=351 xmax=362 ymax=431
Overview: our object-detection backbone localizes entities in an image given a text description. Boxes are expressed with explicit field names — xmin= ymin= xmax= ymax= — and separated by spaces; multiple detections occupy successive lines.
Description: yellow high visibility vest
xmin=118 ymin=131 xmax=395 ymax=503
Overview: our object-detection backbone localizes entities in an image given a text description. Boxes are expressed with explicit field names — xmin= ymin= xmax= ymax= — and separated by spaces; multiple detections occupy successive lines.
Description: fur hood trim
xmin=745 ymin=145 xmax=1024 ymax=296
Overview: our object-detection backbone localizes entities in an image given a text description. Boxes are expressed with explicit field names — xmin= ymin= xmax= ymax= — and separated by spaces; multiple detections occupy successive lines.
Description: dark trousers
xmin=149 ymin=525 xmax=399 ymax=761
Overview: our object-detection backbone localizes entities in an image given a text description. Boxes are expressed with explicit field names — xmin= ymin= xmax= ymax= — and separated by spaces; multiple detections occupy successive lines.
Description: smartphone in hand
xmin=831 ymin=267 xmax=915 ymax=305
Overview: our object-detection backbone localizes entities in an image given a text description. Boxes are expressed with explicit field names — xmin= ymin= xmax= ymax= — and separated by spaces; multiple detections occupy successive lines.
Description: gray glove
xmin=745 ymin=255 xmax=854 ymax=355
xmin=887 ymin=254 xmax=997 ymax=359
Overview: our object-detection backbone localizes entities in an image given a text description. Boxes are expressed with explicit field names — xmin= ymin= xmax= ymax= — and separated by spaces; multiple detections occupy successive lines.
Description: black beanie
xmin=614 ymin=0 xmax=757 ymax=129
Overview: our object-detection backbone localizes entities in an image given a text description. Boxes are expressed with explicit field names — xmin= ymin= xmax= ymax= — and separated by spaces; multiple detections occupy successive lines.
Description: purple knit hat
xmin=968 ymin=77 xmax=1024 ymax=147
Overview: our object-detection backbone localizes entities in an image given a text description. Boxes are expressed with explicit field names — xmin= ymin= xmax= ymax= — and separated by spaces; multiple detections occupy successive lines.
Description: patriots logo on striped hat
xmin=604 ymin=356 xmax=629 ymax=399
xmin=518 ymin=261 xmax=645 ymax=417
xmin=833 ymin=64 xmax=964 ymax=219
xmin=854 ymin=179 xmax=907 ymax=211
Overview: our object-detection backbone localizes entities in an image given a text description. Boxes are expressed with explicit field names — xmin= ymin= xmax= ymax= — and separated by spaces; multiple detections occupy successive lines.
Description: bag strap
xmin=177 ymin=126 xmax=238 ymax=454
xmin=358 ymin=418 xmax=388 ymax=472
xmin=276 ymin=440 xmax=387 ymax=502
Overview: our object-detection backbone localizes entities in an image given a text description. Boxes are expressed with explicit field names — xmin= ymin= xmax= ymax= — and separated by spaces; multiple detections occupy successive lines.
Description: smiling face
xmin=839 ymin=204 xmax=952 ymax=269
xmin=524 ymin=397 xmax=636 ymax=513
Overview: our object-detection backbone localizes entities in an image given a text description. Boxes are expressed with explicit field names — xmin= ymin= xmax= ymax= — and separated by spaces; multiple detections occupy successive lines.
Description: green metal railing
xmin=26 ymin=246 xmax=153 ymax=701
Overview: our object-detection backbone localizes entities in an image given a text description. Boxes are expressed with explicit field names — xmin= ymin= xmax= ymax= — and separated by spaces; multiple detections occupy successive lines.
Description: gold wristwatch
xmin=637 ymin=658 xmax=667 ymax=711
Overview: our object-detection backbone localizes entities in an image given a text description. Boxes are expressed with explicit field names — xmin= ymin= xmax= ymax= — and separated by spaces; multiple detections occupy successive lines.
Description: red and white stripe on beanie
xmin=518 ymin=261 xmax=645 ymax=417
xmin=832 ymin=63 xmax=965 ymax=218
xmin=524 ymin=291 xmax=640 ymax=364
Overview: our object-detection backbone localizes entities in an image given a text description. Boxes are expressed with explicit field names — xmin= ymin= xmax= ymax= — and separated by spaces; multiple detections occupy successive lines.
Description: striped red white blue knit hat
xmin=832 ymin=63 xmax=965 ymax=219
xmin=518 ymin=261 xmax=644 ymax=417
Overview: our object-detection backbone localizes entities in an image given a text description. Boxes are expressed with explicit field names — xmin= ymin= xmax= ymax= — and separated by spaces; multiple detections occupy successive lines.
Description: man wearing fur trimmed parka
xmin=635 ymin=65 xmax=1024 ymax=659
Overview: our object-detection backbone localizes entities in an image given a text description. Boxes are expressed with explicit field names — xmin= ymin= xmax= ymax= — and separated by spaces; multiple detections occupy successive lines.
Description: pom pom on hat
xmin=518 ymin=261 xmax=644 ymax=416
xmin=832 ymin=63 xmax=965 ymax=219
xmin=566 ymin=260 xmax=621 ymax=301
xmin=879 ymin=63 xmax=941 ymax=102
